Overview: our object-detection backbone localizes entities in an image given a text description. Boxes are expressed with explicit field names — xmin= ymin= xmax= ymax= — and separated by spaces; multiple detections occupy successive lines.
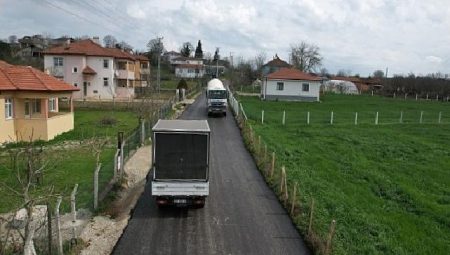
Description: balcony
xmin=46 ymin=66 xmax=64 ymax=77
xmin=14 ymin=112 xmax=74 ymax=141
xmin=115 ymin=69 xmax=135 ymax=79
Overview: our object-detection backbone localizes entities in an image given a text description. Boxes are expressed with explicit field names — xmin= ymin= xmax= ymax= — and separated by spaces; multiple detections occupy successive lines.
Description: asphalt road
xmin=112 ymin=94 xmax=311 ymax=255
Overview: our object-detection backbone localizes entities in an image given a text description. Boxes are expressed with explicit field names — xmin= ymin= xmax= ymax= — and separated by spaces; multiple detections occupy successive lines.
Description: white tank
xmin=207 ymin=79 xmax=225 ymax=91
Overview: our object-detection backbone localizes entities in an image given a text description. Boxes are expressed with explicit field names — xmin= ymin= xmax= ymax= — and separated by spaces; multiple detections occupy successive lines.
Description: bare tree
xmin=180 ymin=42 xmax=194 ymax=57
xmin=290 ymin=41 xmax=322 ymax=72
xmin=103 ymin=35 xmax=117 ymax=48
xmin=254 ymin=51 xmax=267 ymax=78
xmin=8 ymin=35 xmax=17 ymax=44
xmin=0 ymin=136 xmax=58 ymax=254
xmin=373 ymin=70 xmax=385 ymax=78
xmin=147 ymin=38 xmax=165 ymax=66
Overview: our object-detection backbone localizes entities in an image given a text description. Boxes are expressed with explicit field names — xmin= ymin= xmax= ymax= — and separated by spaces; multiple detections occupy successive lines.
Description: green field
xmin=0 ymin=109 xmax=139 ymax=213
xmin=238 ymin=94 xmax=450 ymax=254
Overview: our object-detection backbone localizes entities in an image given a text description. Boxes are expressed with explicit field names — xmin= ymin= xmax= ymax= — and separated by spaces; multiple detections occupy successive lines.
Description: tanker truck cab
xmin=151 ymin=120 xmax=210 ymax=208
xmin=206 ymin=78 xmax=228 ymax=116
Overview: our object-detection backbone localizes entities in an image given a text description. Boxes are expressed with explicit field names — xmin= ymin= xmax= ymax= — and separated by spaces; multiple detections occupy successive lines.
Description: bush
xmin=177 ymin=79 xmax=188 ymax=90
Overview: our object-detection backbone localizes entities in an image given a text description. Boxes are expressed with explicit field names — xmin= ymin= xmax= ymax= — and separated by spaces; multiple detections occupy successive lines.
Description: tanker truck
xmin=151 ymin=119 xmax=210 ymax=208
xmin=206 ymin=78 xmax=228 ymax=116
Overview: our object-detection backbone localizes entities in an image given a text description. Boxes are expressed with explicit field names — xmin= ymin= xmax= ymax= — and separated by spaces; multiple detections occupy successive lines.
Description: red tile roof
xmin=0 ymin=62 xmax=79 ymax=92
xmin=82 ymin=65 xmax=97 ymax=75
xmin=44 ymin=39 xmax=145 ymax=61
xmin=266 ymin=68 xmax=322 ymax=81
xmin=263 ymin=55 xmax=291 ymax=68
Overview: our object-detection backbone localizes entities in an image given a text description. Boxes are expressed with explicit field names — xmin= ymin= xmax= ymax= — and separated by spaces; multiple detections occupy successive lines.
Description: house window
xmin=72 ymin=67 xmax=78 ymax=73
xmin=93 ymin=90 xmax=98 ymax=94
xmin=48 ymin=98 xmax=57 ymax=112
xmin=103 ymin=77 xmax=109 ymax=86
xmin=74 ymin=82 xmax=78 ymax=87
xmin=277 ymin=82 xmax=284 ymax=91
xmin=103 ymin=59 xmax=109 ymax=68
xmin=24 ymin=100 xmax=30 ymax=116
xmin=302 ymin=83 xmax=310 ymax=92
xmin=188 ymin=69 xmax=194 ymax=73
xmin=32 ymin=99 xmax=41 ymax=114
xmin=118 ymin=62 xmax=127 ymax=70
xmin=53 ymin=57 xmax=63 ymax=67
xmin=141 ymin=62 xmax=148 ymax=69
xmin=5 ymin=98 xmax=13 ymax=119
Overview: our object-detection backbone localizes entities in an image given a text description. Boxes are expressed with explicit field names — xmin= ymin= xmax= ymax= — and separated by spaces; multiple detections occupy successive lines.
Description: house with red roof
xmin=261 ymin=68 xmax=322 ymax=102
xmin=43 ymin=38 xmax=150 ymax=100
xmin=0 ymin=60 xmax=79 ymax=143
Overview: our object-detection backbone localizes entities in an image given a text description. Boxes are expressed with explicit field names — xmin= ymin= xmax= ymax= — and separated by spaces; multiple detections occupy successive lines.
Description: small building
xmin=172 ymin=57 xmax=205 ymax=78
xmin=261 ymin=54 xmax=291 ymax=76
xmin=323 ymin=80 xmax=359 ymax=94
xmin=261 ymin=68 xmax=322 ymax=102
xmin=0 ymin=61 xmax=79 ymax=143
xmin=163 ymin=51 xmax=182 ymax=64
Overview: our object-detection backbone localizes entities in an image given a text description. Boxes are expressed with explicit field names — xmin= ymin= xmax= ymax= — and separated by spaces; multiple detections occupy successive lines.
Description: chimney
xmin=92 ymin=36 xmax=100 ymax=45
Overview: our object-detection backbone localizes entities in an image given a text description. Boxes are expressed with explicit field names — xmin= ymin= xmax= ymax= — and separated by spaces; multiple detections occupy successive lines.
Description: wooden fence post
xmin=270 ymin=152 xmax=275 ymax=178
xmin=71 ymin=184 xmax=78 ymax=222
xmin=308 ymin=199 xmax=315 ymax=236
xmin=354 ymin=112 xmax=358 ymax=125
xmin=290 ymin=183 xmax=297 ymax=215
xmin=307 ymin=111 xmax=310 ymax=125
xmin=280 ymin=166 xmax=285 ymax=194
xmin=261 ymin=110 xmax=265 ymax=124
xmin=375 ymin=112 xmax=379 ymax=125
xmin=420 ymin=111 xmax=424 ymax=124
xmin=330 ymin=111 xmax=334 ymax=125
xmin=282 ymin=110 xmax=286 ymax=125
xmin=438 ymin=112 xmax=442 ymax=124
xmin=55 ymin=196 xmax=63 ymax=255
xmin=140 ymin=119 xmax=145 ymax=146
xmin=325 ymin=219 xmax=337 ymax=255
xmin=94 ymin=163 xmax=102 ymax=210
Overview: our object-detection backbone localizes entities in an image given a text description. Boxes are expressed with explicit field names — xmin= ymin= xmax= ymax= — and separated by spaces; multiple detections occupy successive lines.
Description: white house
xmin=172 ymin=57 xmax=205 ymax=78
xmin=261 ymin=68 xmax=322 ymax=102
xmin=43 ymin=39 xmax=149 ymax=100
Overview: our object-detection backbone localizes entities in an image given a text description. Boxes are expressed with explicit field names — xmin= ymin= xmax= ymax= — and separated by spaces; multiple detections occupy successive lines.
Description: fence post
xmin=404 ymin=93 xmax=407 ymax=100
xmin=71 ymin=184 xmax=78 ymax=222
xmin=280 ymin=166 xmax=285 ymax=194
xmin=290 ymin=183 xmax=297 ymax=215
xmin=261 ymin=110 xmax=265 ymax=124
xmin=436 ymin=95 xmax=439 ymax=101
xmin=426 ymin=94 xmax=429 ymax=100
xmin=55 ymin=196 xmax=63 ymax=255
xmin=354 ymin=112 xmax=358 ymax=125
xmin=270 ymin=152 xmax=275 ymax=178
xmin=308 ymin=199 xmax=315 ymax=236
xmin=120 ymin=143 xmax=125 ymax=179
xmin=94 ymin=164 xmax=101 ymax=210
xmin=140 ymin=119 xmax=145 ymax=146
xmin=325 ymin=219 xmax=337 ymax=255
xmin=47 ymin=202 xmax=52 ymax=255
xmin=113 ymin=149 xmax=119 ymax=181
xmin=371 ymin=90 xmax=374 ymax=96
xmin=330 ymin=111 xmax=334 ymax=125
xmin=438 ymin=112 xmax=442 ymax=124
xmin=282 ymin=110 xmax=286 ymax=125
xmin=393 ymin=92 xmax=396 ymax=99
xmin=420 ymin=111 xmax=424 ymax=124
xmin=307 ymin=111 xmax=310 ymax=125
xmin=375 ymin=112 xmax=379 ymax=125
xmin=400 ymin=111 xmax=403 ymax=123
xmin=416 ymin=94 xmax=418 ymax=100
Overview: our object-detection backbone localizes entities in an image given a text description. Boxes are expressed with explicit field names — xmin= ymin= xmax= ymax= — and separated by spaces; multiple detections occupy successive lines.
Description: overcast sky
xmin=1 ymin=0 xmax=449 ymax=76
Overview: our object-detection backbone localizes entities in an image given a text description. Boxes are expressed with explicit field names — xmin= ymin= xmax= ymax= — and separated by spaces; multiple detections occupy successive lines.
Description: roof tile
xmin=266 ymin=68 xmax=322 ymax=81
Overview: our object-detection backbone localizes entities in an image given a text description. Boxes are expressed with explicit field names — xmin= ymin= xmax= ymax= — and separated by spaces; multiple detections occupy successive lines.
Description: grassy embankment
xmin=239 ymin=94 xmax=450 ymax=254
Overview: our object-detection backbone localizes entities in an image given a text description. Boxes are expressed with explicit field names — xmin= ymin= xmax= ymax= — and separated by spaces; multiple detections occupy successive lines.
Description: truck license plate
xmin=174 ymin=199 xmax=187 ymax=204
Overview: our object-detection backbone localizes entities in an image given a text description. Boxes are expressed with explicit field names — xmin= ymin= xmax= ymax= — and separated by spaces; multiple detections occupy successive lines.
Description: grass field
xmin=0 ymin=109 xmax=139 ymax=213
xmin=238 ymin=94 xmax=450 ymax=254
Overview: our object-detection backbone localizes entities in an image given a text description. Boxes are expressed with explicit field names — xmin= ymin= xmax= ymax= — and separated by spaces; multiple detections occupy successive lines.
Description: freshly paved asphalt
xmin=112 ymin=94 xmax=311 ymax=255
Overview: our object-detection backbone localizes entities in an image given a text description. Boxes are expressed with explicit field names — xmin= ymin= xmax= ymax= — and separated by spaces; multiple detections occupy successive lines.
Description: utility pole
xmin=157 ymin=36 xmax=163 ymax=97
xmin=215 ymin=47 xmax=220 ymax=78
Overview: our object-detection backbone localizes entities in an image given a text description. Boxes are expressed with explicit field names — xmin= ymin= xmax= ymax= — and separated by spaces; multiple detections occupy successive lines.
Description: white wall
xmin=263 ymin=79 xmax=320 ymax=101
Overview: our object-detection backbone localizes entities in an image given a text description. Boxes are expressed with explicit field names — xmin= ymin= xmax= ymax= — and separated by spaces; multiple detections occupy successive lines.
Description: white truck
xmin=206 ymin=78 xmax=228 ymax=116
xmin=151 ymin=119 xmax=210 ymax=208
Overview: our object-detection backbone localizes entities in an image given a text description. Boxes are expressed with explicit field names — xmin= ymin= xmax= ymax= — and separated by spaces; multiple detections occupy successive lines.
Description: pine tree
xmin=195 ymin=40 xmax=203 ymax=59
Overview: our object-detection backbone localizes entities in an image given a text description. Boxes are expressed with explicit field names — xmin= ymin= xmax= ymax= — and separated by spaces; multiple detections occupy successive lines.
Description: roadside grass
xmin=239 ymin=94 xmax=450 ymax=254
xmin=0 ymin=109 xmax=139 ymax=213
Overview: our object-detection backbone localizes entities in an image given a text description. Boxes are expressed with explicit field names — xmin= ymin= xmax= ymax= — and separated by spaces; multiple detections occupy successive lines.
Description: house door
xmin=83 ymin=82 xmax=88 ymax=97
